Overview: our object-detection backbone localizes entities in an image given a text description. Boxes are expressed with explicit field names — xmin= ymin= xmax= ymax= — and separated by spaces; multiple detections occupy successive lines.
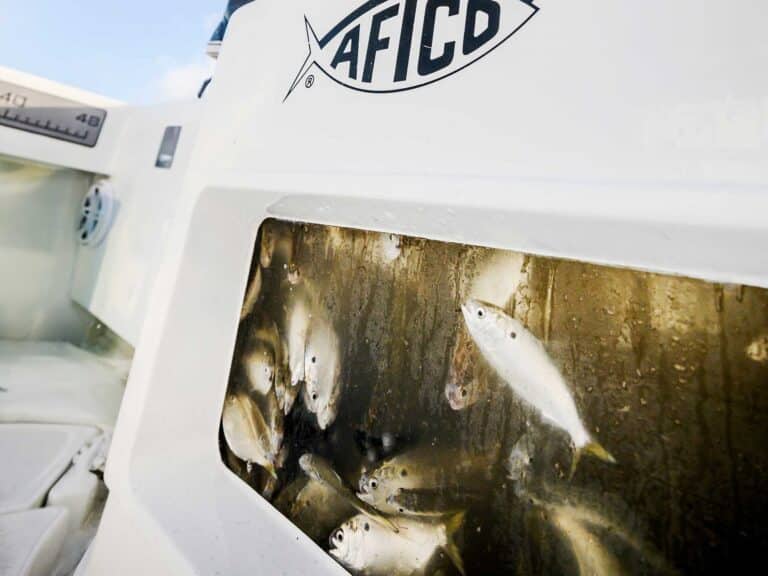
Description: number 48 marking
xmin=76 ymin=113 xmax=101 ymax=127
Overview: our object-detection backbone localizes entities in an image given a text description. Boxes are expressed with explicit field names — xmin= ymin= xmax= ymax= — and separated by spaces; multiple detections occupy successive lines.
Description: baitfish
xmin=286 ymin=292 xmax=311 ymax=387
xmin=259 ymin=221 xmax=294 ymax=270
xmin=387 ymin=488 xmax=475 ymax=518
xmin=302 ymin=314 xmax=343 ymax=430
xmin=329 ymin=512 xmax=465 ymax=576
xmin=461 ymin=299 xmax=615 ymax=476
xmin=444 ymin=328 xmax=491 ymax=411
xmin=358 ymin=447 xmax=495 ymax=516
xmin=274 ymin=338 xmax=299 ymax=415
xmin=222 ymin=392 xmax=283 ymax=478
xmin=298 ymin=453 xmax=398 ymax=533
xmin=275 ymin=476 xmax=357 ymax=543
xmin=241 ymin=312 xmax=283 ymax=397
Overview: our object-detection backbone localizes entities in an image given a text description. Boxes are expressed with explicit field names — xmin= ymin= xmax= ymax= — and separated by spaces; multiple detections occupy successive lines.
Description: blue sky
xmin=0 ymin=0 xmax=223 ymax=103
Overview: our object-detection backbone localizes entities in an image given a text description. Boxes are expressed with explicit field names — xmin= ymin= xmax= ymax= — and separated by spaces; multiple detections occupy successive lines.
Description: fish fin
xmin=441 ymin=511 xmax=466 ymax=576
xmin=356 ymin=505 xmax=399 ymax=533
xmin=389 ymin=488 xmax=479 ymax=514
xmin=349 ymin=497 xmax=400 ymax=533
xmin=264 ymin=462 xmax=278 ymax=480
xmin=388 ymin=488 xmax=443 ymax=512
xmin=570 ymin=440 xmax=616 ymax=479
xmin=371 ymin=509 xmax=400 ymax=534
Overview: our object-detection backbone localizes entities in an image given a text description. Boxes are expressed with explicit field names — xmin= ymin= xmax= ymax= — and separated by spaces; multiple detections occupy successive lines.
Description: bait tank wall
xmin=0 ymin=155 xmax=93 ymax=342
xmin=220 ymin=219 xmax=767 ymax=575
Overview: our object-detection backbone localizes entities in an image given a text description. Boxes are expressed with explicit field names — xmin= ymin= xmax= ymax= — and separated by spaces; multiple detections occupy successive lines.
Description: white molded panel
xmin=202 ymin=0 xmax=768 ymax=185
xmin=0 ymin=157 xmax=92 ymax=341
xmin=70 ymin=102 xmax=201 ymax=345
xmin=0 ymin=341 xmax=125 ymax=429
xmin=0 ymin=507 xmax=70 ymax=576
xmin=0 ymin=424 xmax=97 ymax=514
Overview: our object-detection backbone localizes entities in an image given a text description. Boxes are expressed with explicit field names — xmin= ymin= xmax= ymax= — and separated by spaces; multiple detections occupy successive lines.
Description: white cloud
xmin=143 ymin=9 xmax=221 ymax=103
xmin=203 ymin=11 xmax=221 ymax=35
xmin=155 ymin=57 xmax=216 ymax=101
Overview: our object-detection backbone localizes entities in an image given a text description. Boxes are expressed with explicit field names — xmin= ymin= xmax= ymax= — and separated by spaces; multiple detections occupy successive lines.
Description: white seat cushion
xmin=0 ymin=507 xmax=69 ymax=576
xmin=0 ymin=341 xmax=124 ymax=430
xmin=0 ymin=424 xmax=98 ymax=515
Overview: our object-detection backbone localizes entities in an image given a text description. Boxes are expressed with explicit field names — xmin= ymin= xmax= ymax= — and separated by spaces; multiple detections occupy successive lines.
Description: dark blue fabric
xmin=209 ymin=0 xmax=255 ymax=43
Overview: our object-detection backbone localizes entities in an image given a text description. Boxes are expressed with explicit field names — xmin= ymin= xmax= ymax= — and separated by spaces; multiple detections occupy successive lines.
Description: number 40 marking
xmin=0 ymin=92 xmax=27 ymax=107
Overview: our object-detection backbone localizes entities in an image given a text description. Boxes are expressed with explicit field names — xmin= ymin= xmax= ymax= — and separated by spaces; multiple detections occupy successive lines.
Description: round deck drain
xmin=77 ymin=180 xmax=115 ymax=246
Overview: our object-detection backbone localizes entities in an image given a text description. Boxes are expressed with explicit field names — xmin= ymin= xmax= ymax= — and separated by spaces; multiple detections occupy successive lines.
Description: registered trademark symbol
xmin=305 ymin=75 xmax=315 ymax=89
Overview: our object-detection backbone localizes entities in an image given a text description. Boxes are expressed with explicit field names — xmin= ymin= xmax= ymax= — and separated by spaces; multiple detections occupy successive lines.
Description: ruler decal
xmin=0 ymin=80 xmax=107 ymax=147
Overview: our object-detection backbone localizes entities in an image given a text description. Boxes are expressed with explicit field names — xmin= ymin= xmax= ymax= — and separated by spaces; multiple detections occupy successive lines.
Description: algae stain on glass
xmin=220 ymin=219 xmax=768 ymax=575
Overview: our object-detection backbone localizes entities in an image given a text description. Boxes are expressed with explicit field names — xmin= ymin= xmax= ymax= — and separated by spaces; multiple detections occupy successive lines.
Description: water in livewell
xmin=220 ymin=219 xmax=768 ymax=575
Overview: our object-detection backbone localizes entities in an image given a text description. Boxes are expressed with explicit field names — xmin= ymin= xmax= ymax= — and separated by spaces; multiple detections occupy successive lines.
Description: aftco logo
xmin=284 ymin=0 xmax=539 ymax=100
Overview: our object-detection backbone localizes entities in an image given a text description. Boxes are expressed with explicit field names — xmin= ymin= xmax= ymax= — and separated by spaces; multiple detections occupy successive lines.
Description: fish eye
xmin=477 ymin=308 xmax=485 ymax=319
xmin=460 ymin=388 xmax=468 ymax=398
xmin=334 ymin=530 xmax=344 ymax=542
xmin=369 ymin=479 xmax=378 ymax=490
xmin=400 ymin=469 xmax=408 ymax=477
xmin=510 ymin=331 xmax=517 ymax=339
xmin=364 ymin=522 xmax=370 ymax=531
xmin=311 ymin=392 xmax=318 ymax=401
xmin=398 ymin=507 xmax=404 ymax=513
xmin=311 ymin=356 xmax=317 ymax=364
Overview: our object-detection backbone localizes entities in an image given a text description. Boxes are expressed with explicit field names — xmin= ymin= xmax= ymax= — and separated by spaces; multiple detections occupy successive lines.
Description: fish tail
xmin=264 ymin=462 xmax=278 ymax=480
xmin=570 ymin=440 xmax=616 ymax=479
xmin=442 ymin=511 xmax=466 ymax=576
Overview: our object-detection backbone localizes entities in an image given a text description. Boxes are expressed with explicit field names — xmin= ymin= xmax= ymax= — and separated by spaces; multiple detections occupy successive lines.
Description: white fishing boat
xmin=1 ymin=1 xmax=767 ymax=575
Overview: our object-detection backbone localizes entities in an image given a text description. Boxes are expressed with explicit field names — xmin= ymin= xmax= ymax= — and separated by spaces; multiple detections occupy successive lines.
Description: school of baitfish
xmin=221 ymin=223 xmax=619 ymax=576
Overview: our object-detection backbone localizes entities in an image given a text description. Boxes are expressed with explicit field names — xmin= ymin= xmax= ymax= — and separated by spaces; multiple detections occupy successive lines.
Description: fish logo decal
xmin=284 ymin=0 xmax=539 ymax=101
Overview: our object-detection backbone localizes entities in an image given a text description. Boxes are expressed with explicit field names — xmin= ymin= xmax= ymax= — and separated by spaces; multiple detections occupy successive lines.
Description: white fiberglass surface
xmin=0 ymin=507 xmax=70 ymax=576
xmin=0 ymin=424 xmax=98 ymax=514
xmin=0 ymin=341 xmax=125 ymax=430
xmin=0 ymin=156 xmax=92 ymax=342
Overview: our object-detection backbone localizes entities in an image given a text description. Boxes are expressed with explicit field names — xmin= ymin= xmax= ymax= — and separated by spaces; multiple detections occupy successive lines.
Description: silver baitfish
xmin=444 ymin=328 xmax=492 ymax=411
xmin=286 ymin=293 xmax=311 ymax=388
xmin=298 ymin=454 xmax=398 ymax=533
xmin=302 ymin=314 xmax=342 ymax=430
xmin=241 ymin=312 xmax=282 ymax=396
xmin=461 ymin=299 xmax=615 ymax=476
xmin=259 ymin=222 xmax=294 ymax=270
xmin=329 ymin=512 xmax=465 ymax=576
xmin=274 ymin=339 xmax=299 ymax=415
xmin=357 ymin=447 xmax=495 ymax=516
xmin=506 ymin=432 xmax=537 ymax=490
xmin=222 ymin=391 xmax=283 ymax=478
xmin=274 ymin=476 xmax=357 ymax=542
xmin=386 ymin=488 xmax=473 ymax=518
